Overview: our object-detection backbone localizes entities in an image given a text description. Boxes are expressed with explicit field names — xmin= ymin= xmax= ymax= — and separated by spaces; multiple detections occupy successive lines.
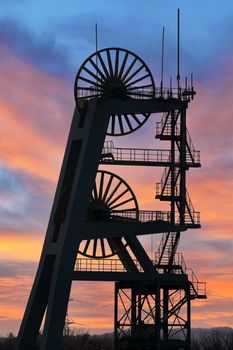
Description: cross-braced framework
xmin=16 ymin=46 xmax=206 ymax=350
xmin=115 ymin=282 xmax=192 ymax=350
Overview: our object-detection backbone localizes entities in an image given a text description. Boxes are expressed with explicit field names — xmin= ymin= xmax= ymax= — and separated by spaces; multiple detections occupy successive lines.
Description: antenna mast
xmin=177 ymin=9 xmax=180 ymax=95
xmin=160 ymin=26 xmax=165 ymax=96
xmin=95 ymin=23 xmax=98 ymax=84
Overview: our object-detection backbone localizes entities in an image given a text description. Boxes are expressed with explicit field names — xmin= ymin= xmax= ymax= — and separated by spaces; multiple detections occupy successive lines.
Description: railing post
xmin=180 ymin=108 xmax=187 ymax=225
xmin=170 ymin=110 xmax=176 ymax=225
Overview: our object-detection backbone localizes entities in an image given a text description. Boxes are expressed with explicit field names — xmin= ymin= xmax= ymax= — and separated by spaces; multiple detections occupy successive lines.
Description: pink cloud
xmin=0 ymin=44 xmax=72 ymax=183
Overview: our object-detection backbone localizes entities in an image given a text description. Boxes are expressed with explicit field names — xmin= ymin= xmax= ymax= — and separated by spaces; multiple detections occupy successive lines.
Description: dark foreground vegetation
xmin=0 ymin=331 xmax=113 ymax=350
xmin=1 ymin=328 xmax=233 ymax=349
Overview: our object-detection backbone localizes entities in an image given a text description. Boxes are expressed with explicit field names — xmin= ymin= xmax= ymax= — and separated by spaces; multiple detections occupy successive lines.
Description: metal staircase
xmin=156 ymin=232 xmax=180 ymax=270
xmin=154 ymin=232 xmax=206 ymax=300
xmin=155 ymin=111 xmax=201 ymax=228
xmin=156 ymin=111 xmax=200 ymax=165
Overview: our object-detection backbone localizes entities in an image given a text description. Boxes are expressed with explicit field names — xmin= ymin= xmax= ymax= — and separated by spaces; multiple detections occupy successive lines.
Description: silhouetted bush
xmin=191 ymin=328 xmax=233 ymax=350
xmin=0 ymin=330 xmax=114 ymax=350
xmin=1 ymin=327 xmax=233 ymax=349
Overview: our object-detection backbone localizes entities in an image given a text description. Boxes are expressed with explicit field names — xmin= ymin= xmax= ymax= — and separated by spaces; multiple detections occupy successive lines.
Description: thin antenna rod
xmin=191 ymin=72 xmax=194 ymax=99
xmin=160 ymin=26 xmax=165 ymax=95
xmin=95 ymin=23 xmax=98 ymax=84
xmin=170 ymin=76 xmax=172 ymax=97
xmin=177 ymin=9 xmax=180 ymax=93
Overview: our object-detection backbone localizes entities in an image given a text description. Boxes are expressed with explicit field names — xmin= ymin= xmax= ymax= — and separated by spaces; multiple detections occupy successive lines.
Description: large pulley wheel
xmin=74 ymin=47 xmax=155 ymax=136
xmin=78 ymin=170 xmax=139 ymax=259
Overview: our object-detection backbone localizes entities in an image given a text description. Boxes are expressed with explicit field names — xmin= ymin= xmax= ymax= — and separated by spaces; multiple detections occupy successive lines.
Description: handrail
xmin=75 ymin=258 xmax=145 ymax=273
xmin=75 ymin=256 xmax=207 ymax=298
xmin=186 ymin=267 xmax=207 ymax=297
xmin=102 ymin=142 xmax=179 ymax=164
xmin=102 ymin=140 xmax=200 ymax=165
xmin=78 ymin=86 xmax=195 ymax=102
xmin=111 ymin=210 xmax=171 ymax=223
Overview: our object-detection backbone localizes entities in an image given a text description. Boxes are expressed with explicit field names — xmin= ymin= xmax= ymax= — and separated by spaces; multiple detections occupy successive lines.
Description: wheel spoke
xmin=124 ymin=64 xmax=145 ymax=84
xmin=114 ymin=49 xmax=119 ymax=77
xmin=118 ymin=51 xmax=129 ymax=79
xmin=97 ymin=52 xmax=110 ymax=78
xmin=92 ymin=239 xmax=97 ymax=257
xmin=78 ymin=75 xmax=103 ymax=88
xmin=83 ymin=240 xmax=91 ymax=255
xmin=89 ymin=57 xmax=108 ymax=81
xmin=93 ymin=181 xmax=98 ymax=200
xmin=107 ymin=238 xmax=115 ymax=254
xmin=110 ymin=197 xmax=134 ymax=210
xmin=108 ymin=188 xmax=130 ymax=208
xmin=110 ymin=115 xmax=116 ymax=135
xmin=100 ymin=238 xmax=106 ymax=257
xmin=141 ymin=112 xmax=150 ymax=118
xmin=131 ymin=113 xmax=141 ymax=125
xmin=82 ymin=66 xmax=105 ymax=84
xmin=121 ymin=57 xmax=137 ymax=81
xmin=106 ymin=49 xmax=114 ymax=77
xmin=124 ymin=114 xmax=134 ymax=131
xmin=105 ymin=181 xmax=122 ymax=205
xmin=102 ymin=174 xmax=114 ymax=201
xmin=98 ymin=171 xmax=105 ymax=200
xmin=118 ymin=114 xmax=124 ymax=134
xmin=126 ymin=73 xmax=150 ymax=87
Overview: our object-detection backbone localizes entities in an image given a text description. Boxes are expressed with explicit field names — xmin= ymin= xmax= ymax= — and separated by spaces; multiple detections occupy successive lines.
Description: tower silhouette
xmin=16 ymin=47 xmax=206 ymax=350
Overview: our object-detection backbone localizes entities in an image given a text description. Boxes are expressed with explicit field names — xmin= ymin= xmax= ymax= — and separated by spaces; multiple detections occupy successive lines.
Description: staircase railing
xmin=185 ymin=189 xmax=200 ymax=225
xmin=156 ymin=112 xmax=180 ymax=137
xmin=186 ymin=128 xmax=200 ymax=163
xmin=186 ymin=267 xmax=207 ymax=298
xmin=156 ymin=167 xmax=180 ymax=197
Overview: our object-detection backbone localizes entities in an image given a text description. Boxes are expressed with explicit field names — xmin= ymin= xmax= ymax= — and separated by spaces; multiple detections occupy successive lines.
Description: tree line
xmin=0 ymin=327 xmax=233 ymax=349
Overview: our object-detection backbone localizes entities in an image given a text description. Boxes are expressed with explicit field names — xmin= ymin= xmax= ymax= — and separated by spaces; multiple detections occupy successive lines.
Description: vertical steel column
xmin=114 ymin=283 xmax=119 ymax=350
xmin=138 ymin=291 xmax=142 ymax=339
xmin=186 ymin=284 xmax=191 ymax=350
xmin=162 ymin=288 xmax=169 ymax=344
xmin=170 ymin=110 xmax=176 ymax=225
xmin=131 ymin=284 xmax=137 ymax=339
xmin=156 ymin=282 xmax=161 ymax=350
xmin=16 ymin=101 xmax=111 ymax=350
xmin=179 ymin=108 xmax=187 ymax=225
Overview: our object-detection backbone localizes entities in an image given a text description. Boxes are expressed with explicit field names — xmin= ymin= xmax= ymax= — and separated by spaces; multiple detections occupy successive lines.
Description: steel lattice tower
xmin=16 ymin=47 xmax=206 ymax=350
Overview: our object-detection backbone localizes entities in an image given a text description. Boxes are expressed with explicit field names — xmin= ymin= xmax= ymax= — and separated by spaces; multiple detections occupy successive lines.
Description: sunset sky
xmin=0 ymin=0 xmax=233 ymax=336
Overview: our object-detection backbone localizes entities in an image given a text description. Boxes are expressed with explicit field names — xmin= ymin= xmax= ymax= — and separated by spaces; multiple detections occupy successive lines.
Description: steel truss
xmin=115 ymin=281 xmax=191 ymax=350
xmin=15 ymin=47 xmax=206 ymax=350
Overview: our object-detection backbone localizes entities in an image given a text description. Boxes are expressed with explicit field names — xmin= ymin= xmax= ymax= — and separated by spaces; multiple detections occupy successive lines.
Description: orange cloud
xmin=0 ymin=44 xmax=72 ymax=183
xmin=0 ymin=232 xmax=42 ymax=261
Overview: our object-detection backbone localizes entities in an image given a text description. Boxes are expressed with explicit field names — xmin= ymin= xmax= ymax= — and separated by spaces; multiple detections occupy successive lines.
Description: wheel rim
xmin=78 ymin=170 xmax=139 ymax=258
xmin=74 ymin=47 xmax=155 ymax=136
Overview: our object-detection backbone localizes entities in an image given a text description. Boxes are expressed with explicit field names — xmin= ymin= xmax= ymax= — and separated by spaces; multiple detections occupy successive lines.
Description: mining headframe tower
xmin=16 ymin=17 xmax=207 ymax=350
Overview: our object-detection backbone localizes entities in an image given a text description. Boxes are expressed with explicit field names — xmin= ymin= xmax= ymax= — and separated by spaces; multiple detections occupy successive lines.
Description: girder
xmin=16 ymin=45 xmax=206 ymax=350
